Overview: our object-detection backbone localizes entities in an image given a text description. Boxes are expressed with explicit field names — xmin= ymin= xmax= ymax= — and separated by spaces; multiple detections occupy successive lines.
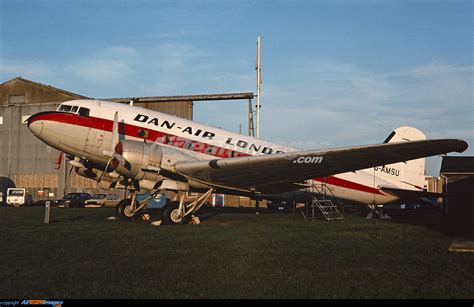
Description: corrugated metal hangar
xmin=0 ymin=77 xmax=254 ymax=205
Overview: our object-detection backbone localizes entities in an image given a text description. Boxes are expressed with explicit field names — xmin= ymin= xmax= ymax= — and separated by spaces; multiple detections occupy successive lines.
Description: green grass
xmin=0 ymin=207 xmax=473 ymax=299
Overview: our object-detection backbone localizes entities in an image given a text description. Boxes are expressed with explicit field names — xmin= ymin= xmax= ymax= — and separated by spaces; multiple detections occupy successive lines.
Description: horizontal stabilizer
xmin=379 ymin=186 xmax=445 ymax=199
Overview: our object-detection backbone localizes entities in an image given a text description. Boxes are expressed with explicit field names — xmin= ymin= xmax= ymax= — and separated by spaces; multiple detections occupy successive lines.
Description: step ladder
xmin=306 ymin=179 xmax=344 ymax=221
xmin=311 ymin=197 xmax=344 ymax=221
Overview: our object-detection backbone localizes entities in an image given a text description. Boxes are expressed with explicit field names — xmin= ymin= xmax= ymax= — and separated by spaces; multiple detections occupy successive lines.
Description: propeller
xmin=64 ymin=154 xmax=82 ymax=179
xmin=67 ymin=164 xmax=75 ymax=179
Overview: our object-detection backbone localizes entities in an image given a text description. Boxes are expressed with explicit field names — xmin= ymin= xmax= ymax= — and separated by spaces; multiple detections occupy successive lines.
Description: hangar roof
xmin=440 ymin=156 xmax=474 ymax=174
xmin=1 ymin=77 xmax=89 ymax=105
xmin=104 ymin=92 xmax=254 ymax=103
xmin=1 ymin=77 xmax=253 ymax=104
xmin=1 ymin=77 xmax=89 ymax=99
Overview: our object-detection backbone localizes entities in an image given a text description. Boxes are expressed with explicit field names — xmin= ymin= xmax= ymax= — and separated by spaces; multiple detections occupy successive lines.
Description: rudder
xmin=378 ymin=126 xmax=427 ymax=190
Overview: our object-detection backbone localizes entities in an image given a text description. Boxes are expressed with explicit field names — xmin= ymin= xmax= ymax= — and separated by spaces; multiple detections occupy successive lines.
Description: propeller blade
xmin=103 ymin=111 xmax=120 ymax=158
xmin=68 ymin=165 xmax=75 ymax=177
xmin=98 ymin=111 xmax=121 ymax=188
xmin=112 ymin=111 xmax=119 ymax=150
xmin=69 ymin=159 xmax=86 ymax=168
xmin=97 ymin=158 xmax=113 ymax=188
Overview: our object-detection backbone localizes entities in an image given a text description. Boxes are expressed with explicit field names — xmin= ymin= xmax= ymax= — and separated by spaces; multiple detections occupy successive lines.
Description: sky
xmin=1 ymin=0 xmax=472 ymax=175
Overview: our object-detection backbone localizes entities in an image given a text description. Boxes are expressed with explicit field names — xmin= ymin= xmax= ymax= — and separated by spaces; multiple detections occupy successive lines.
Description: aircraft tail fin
xmin=376 ymin=126 xmax=427 ymax=191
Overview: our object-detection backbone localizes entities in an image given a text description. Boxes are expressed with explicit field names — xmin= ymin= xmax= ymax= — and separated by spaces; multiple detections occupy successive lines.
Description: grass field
xmin=0 ymin=207 xmax=472 ymax=299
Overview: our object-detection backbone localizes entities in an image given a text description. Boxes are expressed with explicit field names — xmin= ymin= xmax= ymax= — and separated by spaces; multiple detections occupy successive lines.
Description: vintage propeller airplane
xmin=27 ymin=99 xmax=468 ymax=224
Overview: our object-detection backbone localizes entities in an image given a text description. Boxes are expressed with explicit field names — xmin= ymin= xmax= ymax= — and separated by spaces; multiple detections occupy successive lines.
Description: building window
xmin=0 ymin=117 xmax=3 ymax=125
xmin=9 ymin=95 xmax=26 ymax=104
xmin=21 ymin=115 xmax=30 ymax=123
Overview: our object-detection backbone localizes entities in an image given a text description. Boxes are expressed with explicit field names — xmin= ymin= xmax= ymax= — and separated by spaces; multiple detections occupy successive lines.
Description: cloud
xmin=257 ymin=60 xmax=473 ymax=176
xmin=140 ymin=42 xmax=210 ymax=94
xmin=69 ymin=58 xmax=132 ymax=86
xmin=403 ymin=63 xmax=473 ymax=78
xmin=1 ymin=41 xmax=254 ymax=98
xmin=0 ymin=58 xmax=56 ymax=82
xmin=140 ymin=42 xmax=253 ymax=95
xmin=66 ymin=45 xmax=138 ymax=93
xmin=2 ymin=48 xmax=470 ymax=175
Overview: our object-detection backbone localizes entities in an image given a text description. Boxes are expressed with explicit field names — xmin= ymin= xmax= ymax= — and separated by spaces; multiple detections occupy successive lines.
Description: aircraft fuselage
xmin=28 ymin=99 xmax=419 ymax=205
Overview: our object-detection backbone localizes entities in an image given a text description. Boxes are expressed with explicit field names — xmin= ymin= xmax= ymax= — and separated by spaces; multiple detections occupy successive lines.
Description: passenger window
xmin=78 ymin=107 xmax=90 ymax=117
xmin=58 ymin=105 xmax=72 ymax=112
xmin=71 ymin=106 xmax=79 ymax=113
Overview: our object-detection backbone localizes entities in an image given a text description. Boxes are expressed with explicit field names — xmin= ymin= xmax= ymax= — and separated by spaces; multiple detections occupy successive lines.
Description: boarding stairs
xmin=307 ymin=180 xmax=344 ymax=221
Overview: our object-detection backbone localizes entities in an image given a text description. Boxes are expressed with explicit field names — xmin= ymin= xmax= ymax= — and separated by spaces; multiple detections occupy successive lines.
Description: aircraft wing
xmin=174 ymin=139 xmax=467 ymax=194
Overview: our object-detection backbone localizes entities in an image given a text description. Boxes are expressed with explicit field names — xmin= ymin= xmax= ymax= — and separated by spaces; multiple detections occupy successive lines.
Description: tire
xmin=115 ymin=199 xmax=138 ymax=221
xmin=162 ymin=201 xmax=184 ymax=225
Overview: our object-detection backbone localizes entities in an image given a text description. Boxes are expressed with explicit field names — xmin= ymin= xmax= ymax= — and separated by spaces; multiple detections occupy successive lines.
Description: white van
xmin=6 ymin=188 xmax=26 ymax=206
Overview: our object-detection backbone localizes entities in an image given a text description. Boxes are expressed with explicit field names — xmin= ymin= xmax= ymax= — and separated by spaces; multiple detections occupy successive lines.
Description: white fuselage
xmin=28 ymin=99 xmax=421 ymax=205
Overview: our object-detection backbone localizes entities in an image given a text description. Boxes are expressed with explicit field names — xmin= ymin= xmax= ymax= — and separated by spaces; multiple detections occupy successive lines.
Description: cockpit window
xmin=78 ymin=107 xmax=90 ymax=117
xmin=58 ymin=105 xmax=72 ymax=112
xmin=58 ymin=104 xmax=80 ymax=114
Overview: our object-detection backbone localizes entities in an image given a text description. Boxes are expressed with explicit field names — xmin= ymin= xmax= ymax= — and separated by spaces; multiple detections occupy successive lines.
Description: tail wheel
xmin=162 ymin=201 xmax=184 ymax=225
xmin=115 ymin=199 xmax=138 ymax=221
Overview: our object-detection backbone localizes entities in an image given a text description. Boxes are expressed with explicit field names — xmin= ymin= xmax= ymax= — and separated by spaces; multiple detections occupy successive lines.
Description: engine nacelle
xmin=112 ymin=140 xmax=198 ymax=184
xmin=75 ymin=166 xmax=99 ymax=180
xmin=113 ymin=140 xmax=163 ymax=179
xmin=74 ymin=166 xmax=120 ymax=189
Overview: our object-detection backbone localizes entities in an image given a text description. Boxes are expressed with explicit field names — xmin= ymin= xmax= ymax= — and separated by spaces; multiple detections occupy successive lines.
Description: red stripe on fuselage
xmin=314 ymin=176 xmax=385 ymax=195
xmin=31 ymin=112 xmax=249 ymax=159
xmin=33 ymin=112 xmax=384 ymax=196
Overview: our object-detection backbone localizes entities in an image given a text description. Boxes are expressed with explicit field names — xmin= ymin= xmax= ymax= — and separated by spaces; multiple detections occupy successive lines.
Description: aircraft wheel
xmin=162 ymin=201 xmax=184 ymax=225
xmin=115 ymin=199 xmax=138 ymax=221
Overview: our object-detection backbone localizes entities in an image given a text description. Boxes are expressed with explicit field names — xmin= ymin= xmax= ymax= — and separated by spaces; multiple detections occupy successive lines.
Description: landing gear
xmin=115 ymin=198 xmax=138 ymax=221
xmin=115 ymin=190 xmax=144 ymax=221
xmin=366 ymin=204 xmax=392 ymax=220
xmin=162 ymin=201 xmax=185 ymax=225
xmin=115 ymin=188 xmax=214 ymax=225
xmin=161 ymin=189 xmax=214 ymax=225
xmin=115 ymin=189 xmax=162 ymax=222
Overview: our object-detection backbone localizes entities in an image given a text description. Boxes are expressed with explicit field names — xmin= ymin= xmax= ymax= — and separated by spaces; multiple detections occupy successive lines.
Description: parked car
xmin=85 ymin=193 xmax=120 ymax=208
xmin=6 ymin=188 xmax=26 ymax=206
xmin=56 ymin=192 xmax=93 ymax=208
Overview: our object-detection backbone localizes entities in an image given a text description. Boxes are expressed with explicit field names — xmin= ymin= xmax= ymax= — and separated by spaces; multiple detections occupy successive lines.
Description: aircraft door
xmin=85 ymin=102 xmax=104 ymax=150
xmin=87 ymin=128 xmax=104 ymax=148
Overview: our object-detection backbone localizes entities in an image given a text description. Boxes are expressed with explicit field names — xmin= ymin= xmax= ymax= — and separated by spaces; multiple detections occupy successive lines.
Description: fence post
xmin=44 ymin=201 xmax=51 ymax=224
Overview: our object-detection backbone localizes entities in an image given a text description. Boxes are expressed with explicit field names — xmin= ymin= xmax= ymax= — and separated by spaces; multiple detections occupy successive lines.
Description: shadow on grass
xmin=382 ymin=207 xmax=458 ymax=237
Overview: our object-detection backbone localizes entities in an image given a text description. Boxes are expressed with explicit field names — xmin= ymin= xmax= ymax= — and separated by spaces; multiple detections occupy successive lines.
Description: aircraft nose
xmin=28 ymin=120 xmax=43 ymax=137
xmin=27 ymin=111 xmax=53 ymax=137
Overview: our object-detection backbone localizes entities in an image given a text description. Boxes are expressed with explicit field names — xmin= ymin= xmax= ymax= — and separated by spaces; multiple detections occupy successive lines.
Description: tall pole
xmin=248 ymin=98 xmax=255 ymax=137
xmin=256 ymin=34 xmax=261 ymax=139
